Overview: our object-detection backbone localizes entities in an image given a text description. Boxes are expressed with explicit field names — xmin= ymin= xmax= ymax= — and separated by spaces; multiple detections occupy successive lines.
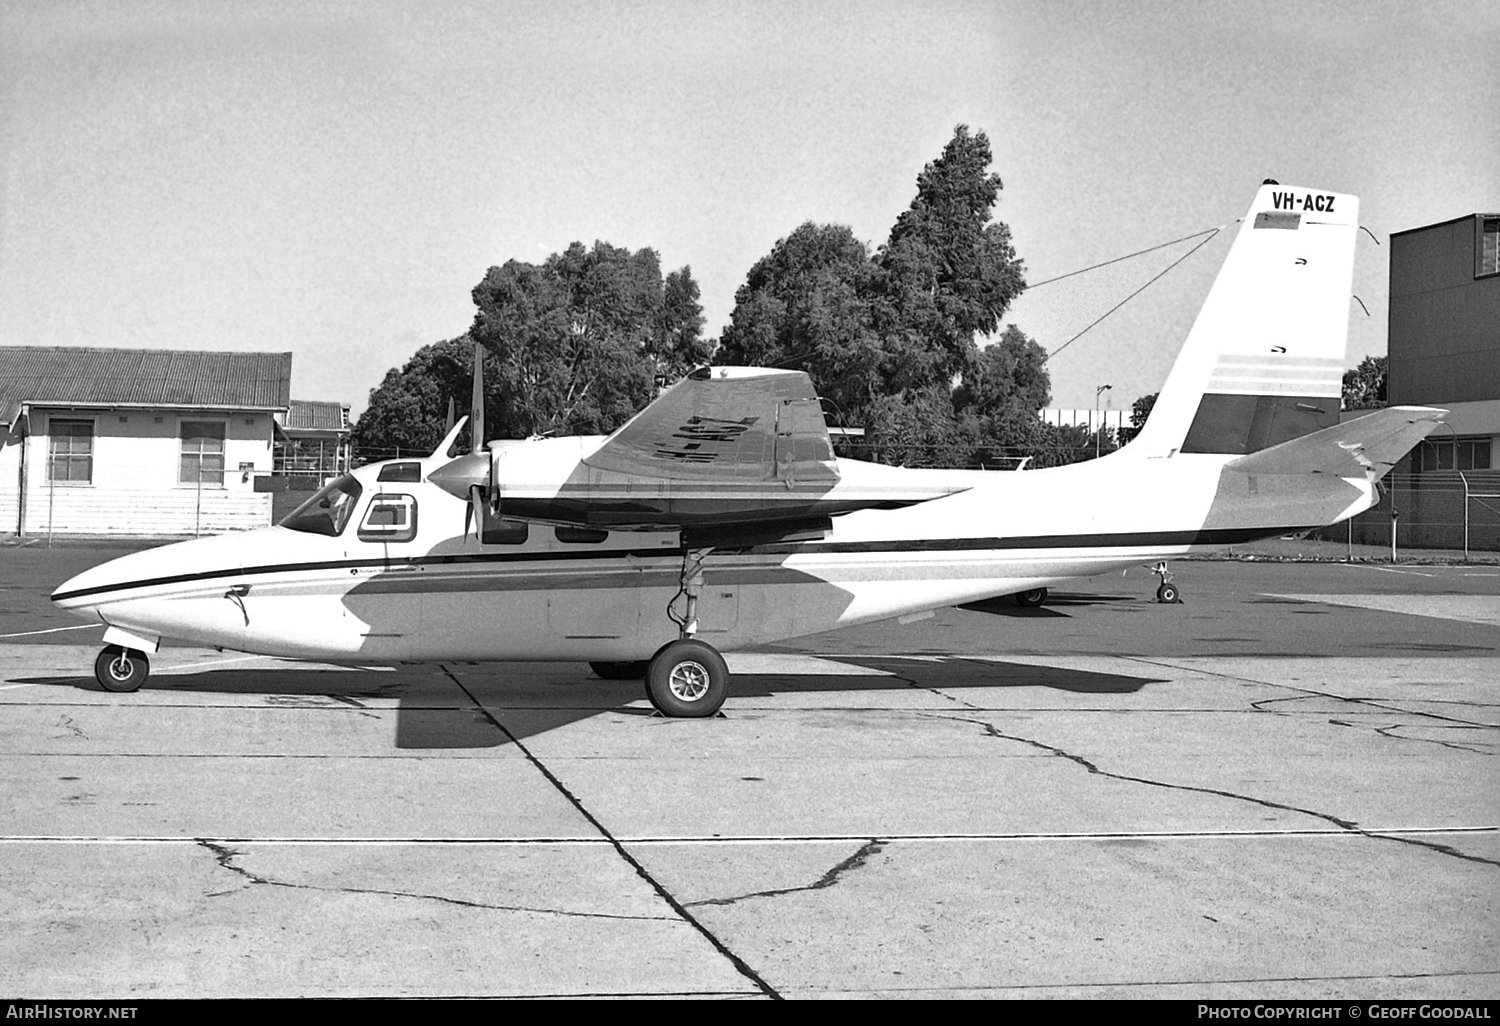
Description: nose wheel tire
xmin=1156 ymin=582 xmax=1181 ymax=604
xmin=645 ymin=639 xmax=729 ymax=718
xmin=1012 ymin=587 xmax=1048 ymax=608
xmin=95 ymin=646 xmax=149 ymax=693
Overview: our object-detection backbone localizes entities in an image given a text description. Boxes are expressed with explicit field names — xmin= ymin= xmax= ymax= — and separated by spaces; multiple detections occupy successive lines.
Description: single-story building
xmin=274 ymin=398 xmax=352 ymax=485
xmin=1 ymin=346 xmax=292 ymax=537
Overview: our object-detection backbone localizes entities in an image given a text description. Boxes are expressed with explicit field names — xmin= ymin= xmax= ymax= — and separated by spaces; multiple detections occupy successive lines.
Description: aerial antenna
xmin=1040 ymin=225 xmax=1225 ymax=363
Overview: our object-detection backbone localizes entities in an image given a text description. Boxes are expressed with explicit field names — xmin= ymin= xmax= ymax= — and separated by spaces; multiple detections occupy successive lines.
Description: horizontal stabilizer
xmin=1224 ymin=406 xmax=1446 ymax=480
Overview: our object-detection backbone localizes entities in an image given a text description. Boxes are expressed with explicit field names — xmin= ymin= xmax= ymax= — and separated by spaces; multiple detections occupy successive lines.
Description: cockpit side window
xmin=278 ymin=475 xmax=364 ymax=537
xmin=358 ymin=493 xmax=418 ymax=543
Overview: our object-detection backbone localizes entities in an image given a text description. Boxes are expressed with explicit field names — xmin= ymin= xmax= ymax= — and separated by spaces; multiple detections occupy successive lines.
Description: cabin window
xmin=180 ymin=421 xmax=226 ymax=486
xmin=481 ymin=515 xmax=529 ymax=545
xmin=278 ymin=474 xmax=363 ymax=536
xmin=48 ymin=419 xmax=94 ymax=484
xmin=555 ymin=525 xmax=608 ymax=544
xmin=377 ymin=461 xmax=422 ymax=483
xmin=358 ymin=493 xmax=418 ymax=543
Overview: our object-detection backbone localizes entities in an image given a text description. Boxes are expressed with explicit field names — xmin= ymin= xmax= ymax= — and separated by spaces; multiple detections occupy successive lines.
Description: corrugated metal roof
xmin=285 ymin=399 xmax=350 ymax=432
xmin=0 ymin=346 xmax=292 ymax=410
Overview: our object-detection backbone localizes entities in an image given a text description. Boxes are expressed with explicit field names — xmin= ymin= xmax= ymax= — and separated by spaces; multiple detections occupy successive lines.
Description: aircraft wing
xmin=581 ymin=366 xmax=839 ymax=486
xmin=1224 ymin=406 xmax=1447 ymax=481
xmin=428 ymin=366 xmax=968 ymax=542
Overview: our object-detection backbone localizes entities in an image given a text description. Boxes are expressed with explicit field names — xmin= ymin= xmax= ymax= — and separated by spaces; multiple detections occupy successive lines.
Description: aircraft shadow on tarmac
xmin=958 ymin=592 xmax=1136 ymax=618
xmin=15 ymin=655 xmax=1166 ymax=747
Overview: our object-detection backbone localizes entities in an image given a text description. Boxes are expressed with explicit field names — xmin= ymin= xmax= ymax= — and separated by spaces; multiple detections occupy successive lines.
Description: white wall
xmin=5 ymin=406 xmax=275 ymax=536
xmin=0 ymin=419 xmax=20 ymax=534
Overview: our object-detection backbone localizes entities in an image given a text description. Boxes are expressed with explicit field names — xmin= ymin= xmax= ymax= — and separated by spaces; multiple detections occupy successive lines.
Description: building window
xmin=180 ymin=421 xmax=226 ymax=486
xmin=1413 ymin=437 xmax=1492 ymax=473
xmin=1479 ymin=216 xmax=1500 ymax=278
xmin=48 ymin=419 xmax=93 ymax=483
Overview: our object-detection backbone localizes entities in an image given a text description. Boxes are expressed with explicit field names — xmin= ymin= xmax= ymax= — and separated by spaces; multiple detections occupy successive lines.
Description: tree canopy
xmin=717 ymin=125 xmax=1041 ymax=466
xmin=349 ymin=335 xmax=475 ymax=458
xmin=354 ymin=243 xmax=706 ymax=456
xmin=355 ymin=125 xmax=1053 ymax=468
xmin=1342 ymin=355 xmax=1387 ymax=410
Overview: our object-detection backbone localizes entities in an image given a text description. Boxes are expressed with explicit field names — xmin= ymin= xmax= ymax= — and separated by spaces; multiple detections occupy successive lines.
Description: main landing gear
xmin=1149 ymin=562 xmax=1182 ymax=604
xmin=1011 ymin=587 xmax=1048 ymax=608
xmin=94 ymin=645 xmax=150 ymax=692
xmin=637 ymin=546 xmax=731 ymax=718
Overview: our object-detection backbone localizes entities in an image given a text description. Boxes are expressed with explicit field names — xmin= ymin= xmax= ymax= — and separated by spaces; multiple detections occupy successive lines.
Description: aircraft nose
xmin=50 ymin=535 xmax=235 ymax=612
xmin=52 ymin=559 xmax=123 ymax=611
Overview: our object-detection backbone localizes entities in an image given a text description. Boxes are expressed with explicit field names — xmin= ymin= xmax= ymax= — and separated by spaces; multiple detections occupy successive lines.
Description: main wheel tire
xmin=1012 ymin=587 xmax=1048 ymax=608
xmin=590 ymin=660 xmax=650 ymax=680
xmin=1156 ymin=582 xmax=1180 ymax=604
xmin=95 ymin=646 xmax=149 ymax=693
xmin=645 ymin=639 xmax=729 ymax=718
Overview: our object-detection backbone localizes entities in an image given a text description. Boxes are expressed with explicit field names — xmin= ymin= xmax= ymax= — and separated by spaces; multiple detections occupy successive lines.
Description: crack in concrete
xmin=1369 ymin=723 xmax=1496 ymax=756
xmin=1130 ymin=657 xmax=1498 ymax=730
xmin=194 ymin=839 xmax=673 ymax=921
xmin=686 ymin=839 xmax=888 ymax=908
xmin=436 ymin=665 xmax=782 ymax=1000
xmin=881 ymin=658 xmax=1499 ymax=867
xmin=923 ymin=713 xmax=1500 ymax=870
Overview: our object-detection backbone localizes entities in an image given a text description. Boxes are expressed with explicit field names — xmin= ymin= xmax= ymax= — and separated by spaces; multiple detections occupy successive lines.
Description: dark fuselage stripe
xmin=49 ymin=525 xmax=1304 ymax=604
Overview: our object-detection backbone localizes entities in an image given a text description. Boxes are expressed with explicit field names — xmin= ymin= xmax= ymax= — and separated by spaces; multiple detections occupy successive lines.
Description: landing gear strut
xmin=95 ymin=646 xmax=149 ymax=692
xmin=1149 ymin=562 xmax=1181 ymax=604
xmin=646 ymin=546 xmax=730 ymax=717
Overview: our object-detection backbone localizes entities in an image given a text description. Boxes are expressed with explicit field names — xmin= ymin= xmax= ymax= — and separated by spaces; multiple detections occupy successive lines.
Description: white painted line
xmin=0 ymin=624 xmax=102 ymax=639
xmin=0 ymin=683 xmax=37 ymax=691
xmin=1343 ymin=564 xmax=1437 ymax=578
xmin=0 ymin=826 xmax=1494 ymax=845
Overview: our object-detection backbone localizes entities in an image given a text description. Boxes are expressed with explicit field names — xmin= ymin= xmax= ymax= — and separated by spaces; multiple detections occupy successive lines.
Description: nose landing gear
xmin=1149 ymin=562 xmax=1182 ymax=604
xmin=94 ymin=646 xmax=150 ymax=692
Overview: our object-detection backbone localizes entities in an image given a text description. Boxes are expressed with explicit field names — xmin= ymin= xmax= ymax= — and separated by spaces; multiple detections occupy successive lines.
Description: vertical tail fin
xmin=1128 ymin=183 xmax=1359 ymax=458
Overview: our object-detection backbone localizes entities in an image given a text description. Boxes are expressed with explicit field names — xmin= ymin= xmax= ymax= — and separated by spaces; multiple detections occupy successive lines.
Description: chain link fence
xmin=1314 ymin=471 xmax=1500 ymax=561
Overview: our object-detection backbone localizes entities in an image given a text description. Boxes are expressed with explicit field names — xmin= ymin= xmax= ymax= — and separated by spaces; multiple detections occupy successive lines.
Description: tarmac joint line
xmin=437 ymin=664 xmax=782 ymax=1000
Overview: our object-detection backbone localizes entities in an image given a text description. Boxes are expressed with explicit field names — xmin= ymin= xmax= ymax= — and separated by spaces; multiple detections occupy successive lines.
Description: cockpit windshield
xmin=278 ymin=475 xmax=364 ymax=537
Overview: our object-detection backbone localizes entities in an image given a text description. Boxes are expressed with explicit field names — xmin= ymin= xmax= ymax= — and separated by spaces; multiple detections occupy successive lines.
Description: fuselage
xmin=50 ymin=445 xmax=1372 ymax=663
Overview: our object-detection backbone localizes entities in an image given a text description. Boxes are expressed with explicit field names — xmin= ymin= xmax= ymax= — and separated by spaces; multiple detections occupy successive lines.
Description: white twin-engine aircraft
xmin=53 ymin=183 xmax=1445 ymax=716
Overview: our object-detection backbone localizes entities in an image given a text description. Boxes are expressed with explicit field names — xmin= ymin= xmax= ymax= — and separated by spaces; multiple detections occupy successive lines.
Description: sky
xmin=2 ymin=0 xmax=1497 ymax=421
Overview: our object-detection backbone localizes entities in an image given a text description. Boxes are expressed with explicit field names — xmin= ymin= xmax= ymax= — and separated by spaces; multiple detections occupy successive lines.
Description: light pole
xmin=1095 ymin=384 xmax=1112 ymax=459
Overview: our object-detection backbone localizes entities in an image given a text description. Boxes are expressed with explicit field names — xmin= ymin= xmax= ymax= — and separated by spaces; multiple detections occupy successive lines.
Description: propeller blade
xmin=467 ymin=484 xmax=485 ymax=541
xmin=445 ymin=396 xmax=455 ymax=433
xmin=470 ymin=344 xmax=485 ymax=455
